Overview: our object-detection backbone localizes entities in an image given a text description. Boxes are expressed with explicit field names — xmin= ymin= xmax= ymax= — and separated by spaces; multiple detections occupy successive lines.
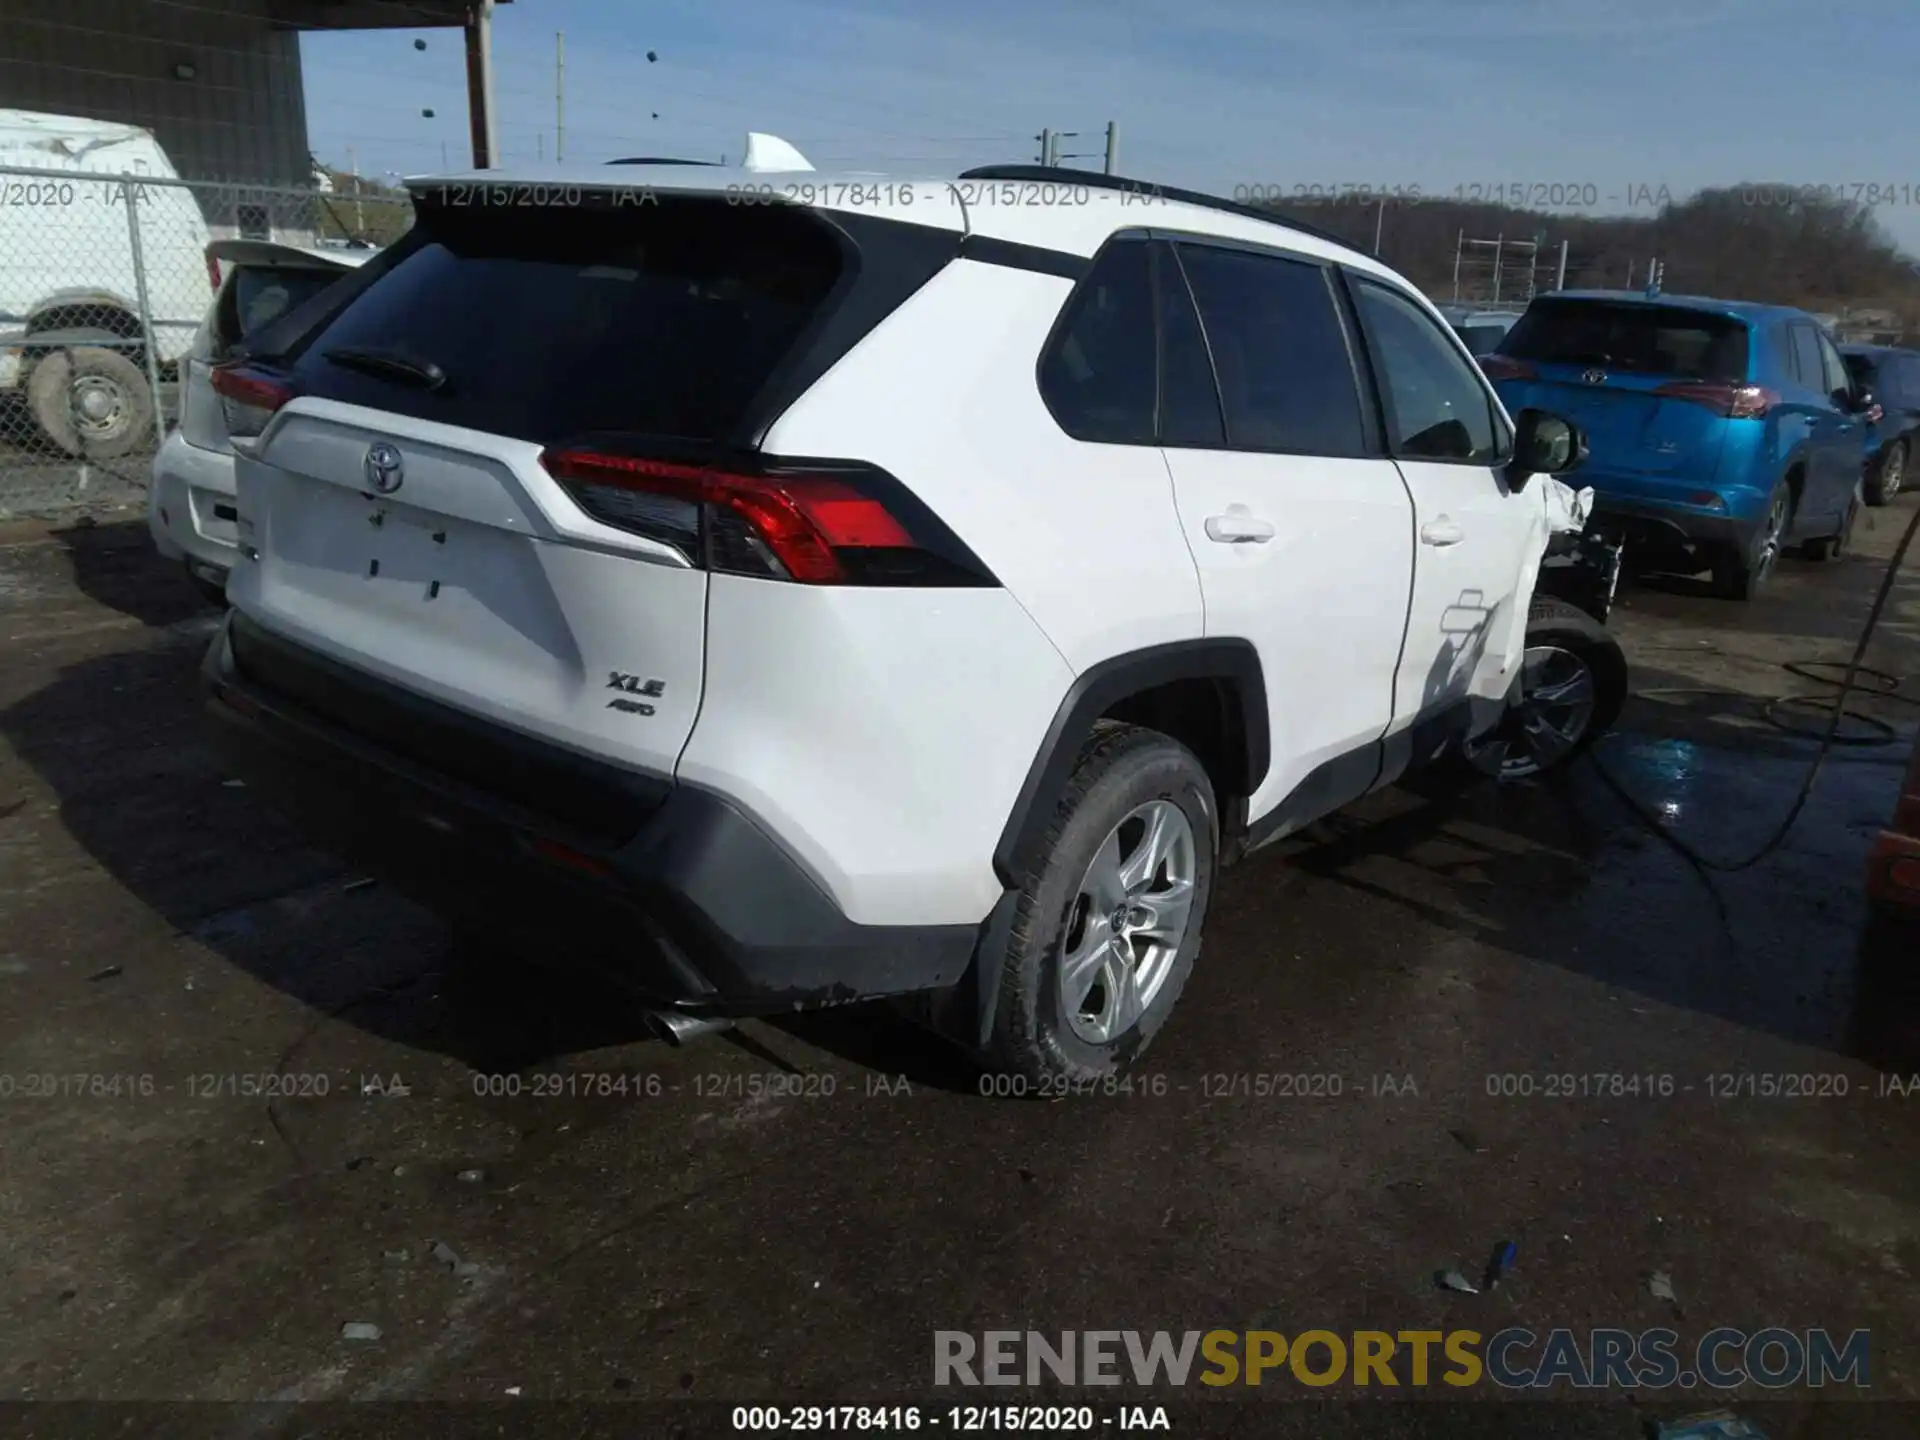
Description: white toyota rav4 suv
xmin=202 ymin=160 xmax=1592 ymax=1082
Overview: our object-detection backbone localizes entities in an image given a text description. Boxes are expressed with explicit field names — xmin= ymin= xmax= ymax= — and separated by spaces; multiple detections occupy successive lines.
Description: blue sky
xmin=303 ymin=0 xmax=1920 ymax=256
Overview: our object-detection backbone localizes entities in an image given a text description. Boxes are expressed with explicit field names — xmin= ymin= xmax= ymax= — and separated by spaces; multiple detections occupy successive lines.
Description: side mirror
xmin=1507 ymin=408 xmax=1588 ymax=490
xmin=1847 ymin=388 xmax=1880 ymax=420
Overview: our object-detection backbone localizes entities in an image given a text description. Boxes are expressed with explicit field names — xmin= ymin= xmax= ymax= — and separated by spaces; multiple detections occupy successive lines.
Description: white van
xmin=0 ymin=108 xmax=214 ymax=458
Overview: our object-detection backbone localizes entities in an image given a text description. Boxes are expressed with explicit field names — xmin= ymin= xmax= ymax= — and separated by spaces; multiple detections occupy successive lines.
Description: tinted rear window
xmin=286 ymin=199 xmax=844 ymax=445
xmin=1500 ymin=299 xmax=1749 ymax=380
xmin=1842 ymin=352 xmax=1880 ymax=390
xmin=230 ymin=267 xmax=349 ymax=343
xmin=1455 ymin=322 xmax=1510 ymax=356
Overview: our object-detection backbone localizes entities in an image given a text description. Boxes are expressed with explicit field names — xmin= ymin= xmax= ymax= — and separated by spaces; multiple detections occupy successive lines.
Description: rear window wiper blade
xmin=323 ymin=345 xmax=448 ymax=391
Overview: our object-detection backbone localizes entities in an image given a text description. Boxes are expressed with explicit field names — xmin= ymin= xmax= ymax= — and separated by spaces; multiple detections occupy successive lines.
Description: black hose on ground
xmin=1585 ymin=499 xmax=1920 ymax=873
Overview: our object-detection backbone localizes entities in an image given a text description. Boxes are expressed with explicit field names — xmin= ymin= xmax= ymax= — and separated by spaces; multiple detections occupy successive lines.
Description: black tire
xmin=1865 ymin=439 xmax=1906 ymax=507
xmin=26 ymin=345 xmax=154 ymax=460
xmin=985 ymin=722 xmax=1217 ymax=1085
xmin=1801 ymin=481 xmax=1862 ymax=562
xmin=1450 ymin=595 xmax=1628 ymax=784
xmin=1710 ymin=480 xmax=1791 ymax=600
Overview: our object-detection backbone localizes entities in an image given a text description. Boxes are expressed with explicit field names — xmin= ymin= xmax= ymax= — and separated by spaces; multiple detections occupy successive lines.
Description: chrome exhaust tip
xmin=647 ymin=1009 xmax=733 ymax=1046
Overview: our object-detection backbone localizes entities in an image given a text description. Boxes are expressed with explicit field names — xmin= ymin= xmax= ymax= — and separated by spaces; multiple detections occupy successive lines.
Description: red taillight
xmin=206 ymin=254 xmax=222 ymax=292
xmin=530 ymin=836 xmax=609 ymax=877
xmin=1653 ymin=380 xmax=1778 ymax=418
xmin=209 ymin=363 xmax=295 ymax=438
xmin=1894 ymin=794 xmax=1920 ymax=839
xmin=538 ymin=448 xmax=977 ymax=587
xmin=1477 ymin=354 xmax=1535 ymax=382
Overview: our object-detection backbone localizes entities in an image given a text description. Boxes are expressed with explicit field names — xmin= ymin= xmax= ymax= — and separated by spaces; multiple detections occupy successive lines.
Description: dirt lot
xmin=0 ymin=498 xmax=1917 ymax=1440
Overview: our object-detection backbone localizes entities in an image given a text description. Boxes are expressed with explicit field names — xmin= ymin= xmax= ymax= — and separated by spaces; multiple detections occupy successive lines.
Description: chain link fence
xmin=0 ymin=164 xmax=410 ymax=519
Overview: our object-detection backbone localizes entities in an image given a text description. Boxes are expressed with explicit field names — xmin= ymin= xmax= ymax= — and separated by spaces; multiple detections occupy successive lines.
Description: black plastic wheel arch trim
xmin=991 ymin=638 xmax=1269 ymax=887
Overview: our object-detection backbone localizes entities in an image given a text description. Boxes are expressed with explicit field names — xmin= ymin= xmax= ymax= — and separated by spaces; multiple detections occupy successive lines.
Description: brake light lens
xmin=539 ymin=448 xmax=993 ymax=587
xmin=206 ymin=254 xmax=222 ymax=292
xmin=1653 ymin=380 xmax=1778 ymax=418
xmin=1894 ymin=794 xmax=1920 ymax=838
xmin=210 ymin=363 xmax=295 ymax=438
xmin=1477 ymin=354 xmax=1535 ymax=382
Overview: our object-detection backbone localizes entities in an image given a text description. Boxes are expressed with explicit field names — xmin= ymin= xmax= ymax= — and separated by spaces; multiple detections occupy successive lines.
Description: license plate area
xmin=363 ymin=499 xmax=458 ymax=600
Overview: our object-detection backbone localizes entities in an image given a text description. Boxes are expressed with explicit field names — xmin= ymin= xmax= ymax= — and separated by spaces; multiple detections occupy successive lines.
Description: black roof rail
xmin=956 ymin=164 xmax=1353 ymax=250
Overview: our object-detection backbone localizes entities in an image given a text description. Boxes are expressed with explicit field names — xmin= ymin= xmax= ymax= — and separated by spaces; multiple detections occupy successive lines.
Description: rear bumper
xmin=149 ymin=432 xmax=239 ymax=582
xmin=202 ymin=613 xmax=986 ymax=1011
xmin=1586 ymin=496 xmax=1749 ymax=556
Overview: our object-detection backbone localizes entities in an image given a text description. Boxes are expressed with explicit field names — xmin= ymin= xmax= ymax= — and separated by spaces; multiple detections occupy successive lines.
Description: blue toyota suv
xmin=1484 ymin=292 xmax=1874 ymax=599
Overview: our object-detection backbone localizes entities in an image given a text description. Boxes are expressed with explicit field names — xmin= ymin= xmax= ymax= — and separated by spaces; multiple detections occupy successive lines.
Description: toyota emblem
xmin=364 ymin=441 xmax=404 ymax=494
xmin=1581 ymin=368 xmax=1607 ymax=385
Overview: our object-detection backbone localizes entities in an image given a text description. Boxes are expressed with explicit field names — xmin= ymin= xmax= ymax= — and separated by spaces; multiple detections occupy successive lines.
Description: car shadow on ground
xmin=4 ymin=536 xmax=1915 ymax=1088
xmin=1277 ymin=657 xmax=1919 ymax=1069
xmin=0 ymin=624 xmax=974 ymax=1087
xmin=45 ymin=516 xmax=214 ymax=627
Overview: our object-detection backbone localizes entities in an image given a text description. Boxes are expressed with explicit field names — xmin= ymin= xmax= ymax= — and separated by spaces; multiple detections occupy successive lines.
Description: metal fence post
xmin=121 ymin=176 xmax=169 ymax=453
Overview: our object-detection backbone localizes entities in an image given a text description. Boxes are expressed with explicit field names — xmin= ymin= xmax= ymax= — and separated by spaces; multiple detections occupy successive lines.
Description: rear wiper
xmin=323 ymin=345 xmax=448 ymax=391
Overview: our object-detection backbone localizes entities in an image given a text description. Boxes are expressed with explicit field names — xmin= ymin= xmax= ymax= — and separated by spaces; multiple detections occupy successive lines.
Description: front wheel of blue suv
xmin=1710 ymin=481 xmax=1792 ymax=600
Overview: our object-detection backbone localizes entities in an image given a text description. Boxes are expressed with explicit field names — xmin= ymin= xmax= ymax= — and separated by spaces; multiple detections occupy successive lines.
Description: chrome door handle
xmin=1420 ymin=517 xmax=1465 ymax=547
xmin=1204 ymin=510 xmax=1275 ymax=544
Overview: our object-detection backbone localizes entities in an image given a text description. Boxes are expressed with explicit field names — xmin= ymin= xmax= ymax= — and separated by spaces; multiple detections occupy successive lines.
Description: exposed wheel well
xmin=992 ymin=641 xmax=1268 ymax=887
xmin=1101 ymin=677 xmax=1252 ymax=809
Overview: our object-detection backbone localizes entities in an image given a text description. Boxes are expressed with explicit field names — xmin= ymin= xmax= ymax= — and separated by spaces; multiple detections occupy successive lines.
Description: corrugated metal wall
xmin=0 ymin=0 xmax=311 ymax=186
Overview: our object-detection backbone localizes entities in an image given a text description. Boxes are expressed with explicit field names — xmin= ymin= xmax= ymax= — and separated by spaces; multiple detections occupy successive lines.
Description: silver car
xmin=149 ymin=240 xmax=370 ymax=602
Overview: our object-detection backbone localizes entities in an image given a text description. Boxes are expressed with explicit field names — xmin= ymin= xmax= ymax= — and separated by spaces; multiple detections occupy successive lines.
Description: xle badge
xmin=607 ymin=671 xmax=665 ymax=716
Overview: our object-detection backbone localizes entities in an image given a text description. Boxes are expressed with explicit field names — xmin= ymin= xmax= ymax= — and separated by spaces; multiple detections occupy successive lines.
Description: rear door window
xmin=1502 ymin=299 xmax=1749 ymax=380
xmin=1787 ymin=326 xmax=1827 ymax=393
xmin=283 ymin=198 xmax=845 ymax=446
xmin=1816 ymin=332 xmax=1851 ymax=401
xmin=1172 ymin=242 xmax=1368 ymax=456
xmin=1153 ymin=243 xmax=1225 ymax=447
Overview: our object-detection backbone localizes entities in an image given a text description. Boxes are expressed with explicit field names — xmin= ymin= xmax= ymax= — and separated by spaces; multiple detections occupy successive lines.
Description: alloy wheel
xmin=1463 ymin=645 xmax=1599 ymax=780
xmin=1057 ymin=799 xmax=1197 ymax=1045
xmin=1753 ymin=494 xmax=1789 ymax=583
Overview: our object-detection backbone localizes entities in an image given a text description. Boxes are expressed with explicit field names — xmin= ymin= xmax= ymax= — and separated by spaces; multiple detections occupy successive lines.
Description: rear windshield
xmin=226 ymin=267 xmax=348 ymax=347
xmin=285 ymin=198 xmax=844 ymax=445
xmin=1454 ymin=322 xmax=1511 ymax=356
xmin=1499 ymin=299 xmax=1750 ymax=380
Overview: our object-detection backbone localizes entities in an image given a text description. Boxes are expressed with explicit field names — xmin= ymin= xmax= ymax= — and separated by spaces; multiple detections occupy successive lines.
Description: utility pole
xmin=1491 ymin=235 xmax=1504 ymax=305
xmin=555 ymin=31 xmax=566 ymax=162
xmin=1035 ymin=128 xmax=1052 ymax=166
xmin=347 ymin=146 xmax=365 ymax=238
xmin=1555 ymin=239 xmax=1568 ymax=292
xmin=1451 ymin=230 xmax=1464 ymax=302
xmin=1103 ymin=120 xmax=1118 ymax=175
xmin=1372 ymin=198 xmax=1385 ymax=255
xmin=463 ymin=0 xmax=499 ymax=169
